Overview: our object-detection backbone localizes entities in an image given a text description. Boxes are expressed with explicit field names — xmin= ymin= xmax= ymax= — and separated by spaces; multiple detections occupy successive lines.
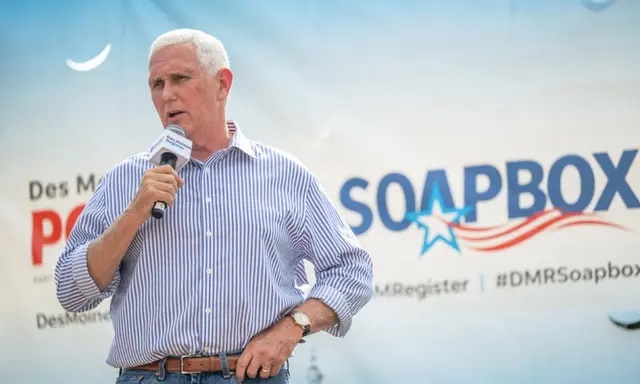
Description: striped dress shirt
xmin=54 ymin=121 xmax=374 ymax=368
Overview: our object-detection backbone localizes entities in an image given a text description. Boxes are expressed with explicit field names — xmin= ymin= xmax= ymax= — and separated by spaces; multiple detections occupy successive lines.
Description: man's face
xmin=148 ymin=43 xmax=229 ymax=138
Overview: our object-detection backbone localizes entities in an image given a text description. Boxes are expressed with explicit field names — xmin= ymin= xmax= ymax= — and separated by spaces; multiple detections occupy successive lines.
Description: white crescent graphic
xmin=65 ymin=43 xmax=111 ymax=72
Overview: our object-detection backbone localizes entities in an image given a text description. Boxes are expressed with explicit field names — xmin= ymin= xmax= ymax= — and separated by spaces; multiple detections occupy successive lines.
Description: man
xmin=54 ymin=28 xmax=374 ymax=383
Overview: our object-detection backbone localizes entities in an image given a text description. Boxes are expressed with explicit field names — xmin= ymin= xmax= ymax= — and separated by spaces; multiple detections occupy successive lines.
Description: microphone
xmin=147 ymin=124 xmax=193 ymax=219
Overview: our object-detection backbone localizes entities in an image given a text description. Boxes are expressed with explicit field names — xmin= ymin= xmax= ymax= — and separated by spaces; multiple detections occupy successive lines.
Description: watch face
xmin=293 ymin=311 xmax=310 ymax=326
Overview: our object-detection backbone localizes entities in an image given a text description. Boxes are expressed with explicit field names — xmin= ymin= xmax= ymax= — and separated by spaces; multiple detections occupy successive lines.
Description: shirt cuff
xmin=307 ymin=284 xmax=353 ymax=337
xmin=70 ymin=242 xmax=102 ymax=300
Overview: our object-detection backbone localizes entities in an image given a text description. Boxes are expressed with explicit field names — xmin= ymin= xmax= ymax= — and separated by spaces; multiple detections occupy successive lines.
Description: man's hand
xmin=235 ymin=317 xmax=302 ymax=382
xmin=127 ymin=165 xmax=184 ymax=223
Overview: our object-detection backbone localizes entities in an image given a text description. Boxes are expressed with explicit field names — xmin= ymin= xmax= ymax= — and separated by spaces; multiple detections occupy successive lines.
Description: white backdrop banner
xmin=1 ymin=0 xmax=640 ymax=383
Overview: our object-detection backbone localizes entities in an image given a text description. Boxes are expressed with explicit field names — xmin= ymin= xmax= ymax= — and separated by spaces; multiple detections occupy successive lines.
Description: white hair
xmin=149 ymin=28 xmax=230 ymax=74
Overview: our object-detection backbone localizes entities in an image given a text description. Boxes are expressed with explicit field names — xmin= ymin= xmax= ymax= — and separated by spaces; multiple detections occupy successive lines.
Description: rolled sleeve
xmin=70 ymin=242 xmax=120 ymax=302
xmin=307 ymin=282 xmax=353 ymax=337
xmin=54 ymin=177 xmax=119 ymax=312
xmin=300 ymin=174 xmax=374 ymax=337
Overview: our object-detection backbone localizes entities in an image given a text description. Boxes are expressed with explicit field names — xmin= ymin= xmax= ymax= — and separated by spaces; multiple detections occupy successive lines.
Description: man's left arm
xmin=293 ymin=173 xmax=375 ymax=336
xmin=235 ymin=173 xmax=374 ymax=381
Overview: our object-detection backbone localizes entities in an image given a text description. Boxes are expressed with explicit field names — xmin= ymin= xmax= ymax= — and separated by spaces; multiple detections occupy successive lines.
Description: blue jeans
xmin=114 ymin=364 xmax=290 ymax=384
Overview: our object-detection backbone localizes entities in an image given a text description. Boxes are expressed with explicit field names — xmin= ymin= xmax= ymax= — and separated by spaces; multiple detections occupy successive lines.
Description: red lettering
xmin=31 ymin=204 xmax=86 ymax=266
xmin=31 ymin=210 xmax=62 ymax=266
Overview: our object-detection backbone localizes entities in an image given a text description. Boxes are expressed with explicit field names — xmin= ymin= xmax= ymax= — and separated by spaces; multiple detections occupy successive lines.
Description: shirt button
xmin=206 ymin=231 xmax=213 ymax=237
xmin=205 ymin=308 xmax=212 ymax=314
xmin=206 ymin=268 xmax=213 ymax=275
xmin=205 ymin=197 xmax=212 ymax=203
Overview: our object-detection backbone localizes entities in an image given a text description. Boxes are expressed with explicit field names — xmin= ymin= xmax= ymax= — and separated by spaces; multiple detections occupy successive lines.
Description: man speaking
xmin=54 ymin=28 xmax=374 ymax=383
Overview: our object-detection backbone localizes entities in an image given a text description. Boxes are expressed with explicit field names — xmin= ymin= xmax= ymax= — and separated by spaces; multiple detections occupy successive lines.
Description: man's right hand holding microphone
xmin=127 ymin=165 xmax=185 ymax=225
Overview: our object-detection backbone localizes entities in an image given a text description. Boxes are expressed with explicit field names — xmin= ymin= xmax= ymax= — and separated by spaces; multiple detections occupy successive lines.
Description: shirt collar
xmin=226 ymin=120 xmax=256 ymax=158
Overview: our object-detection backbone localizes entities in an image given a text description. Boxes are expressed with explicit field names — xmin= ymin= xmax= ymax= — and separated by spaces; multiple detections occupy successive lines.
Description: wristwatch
xmin=289 ymin=311 xmax=311 ymax=337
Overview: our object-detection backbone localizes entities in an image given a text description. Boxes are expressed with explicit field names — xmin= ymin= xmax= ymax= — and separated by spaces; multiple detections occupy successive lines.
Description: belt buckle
xmin=180 ymin=356 xmax=202 ymax=374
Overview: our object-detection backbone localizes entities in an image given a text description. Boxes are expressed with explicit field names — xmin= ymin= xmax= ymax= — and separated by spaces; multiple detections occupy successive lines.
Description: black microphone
xmin=148 ymin=124 xmax=191 ymax=220
xmin=151 ymin=151 xmax=179 ymax=219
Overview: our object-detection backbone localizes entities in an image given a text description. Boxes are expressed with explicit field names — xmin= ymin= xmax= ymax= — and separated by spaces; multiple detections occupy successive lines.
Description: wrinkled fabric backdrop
xmin=1 ymin=0 xmax=640 ymax=383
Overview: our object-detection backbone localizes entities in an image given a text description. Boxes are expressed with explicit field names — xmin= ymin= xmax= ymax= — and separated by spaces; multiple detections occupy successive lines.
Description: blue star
xmin=405 ymin=184 xmax=473 ymax=256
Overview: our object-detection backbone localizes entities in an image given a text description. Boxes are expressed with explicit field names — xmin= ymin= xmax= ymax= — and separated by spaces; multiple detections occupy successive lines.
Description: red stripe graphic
xmin=444 ymin=208 xmax=629 ymax=252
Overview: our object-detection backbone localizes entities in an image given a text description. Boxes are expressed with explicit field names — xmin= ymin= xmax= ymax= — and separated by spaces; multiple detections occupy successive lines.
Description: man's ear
xmin=218 ymin=68 xmax=233 ymax=100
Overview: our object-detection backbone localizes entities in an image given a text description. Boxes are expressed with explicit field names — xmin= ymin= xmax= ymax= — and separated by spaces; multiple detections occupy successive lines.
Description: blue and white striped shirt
xmin=54 ymin=121 xmax=374 ymax=368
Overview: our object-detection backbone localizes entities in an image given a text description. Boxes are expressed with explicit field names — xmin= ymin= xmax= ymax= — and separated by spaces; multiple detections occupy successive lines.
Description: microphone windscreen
xmin=165 ymin=124 xmax=186 ymax=137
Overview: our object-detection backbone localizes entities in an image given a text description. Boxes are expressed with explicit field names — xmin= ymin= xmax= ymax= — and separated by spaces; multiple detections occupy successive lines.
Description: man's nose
xmin=161 ymin=84 xmax=176 ymax=102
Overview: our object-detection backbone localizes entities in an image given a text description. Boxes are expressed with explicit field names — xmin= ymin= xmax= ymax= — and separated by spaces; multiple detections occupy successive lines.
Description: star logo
xmin=405 ymin=183 xmax=472 ymax=256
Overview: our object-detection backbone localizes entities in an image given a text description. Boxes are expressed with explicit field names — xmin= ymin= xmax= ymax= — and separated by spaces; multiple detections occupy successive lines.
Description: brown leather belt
xmin=127 ymin=355 xmax=241 ymax=374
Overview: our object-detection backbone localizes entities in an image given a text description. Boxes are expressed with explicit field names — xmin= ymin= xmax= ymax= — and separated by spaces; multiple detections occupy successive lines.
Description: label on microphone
xmin=148 ymin=129 xmax=193 ymax=171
